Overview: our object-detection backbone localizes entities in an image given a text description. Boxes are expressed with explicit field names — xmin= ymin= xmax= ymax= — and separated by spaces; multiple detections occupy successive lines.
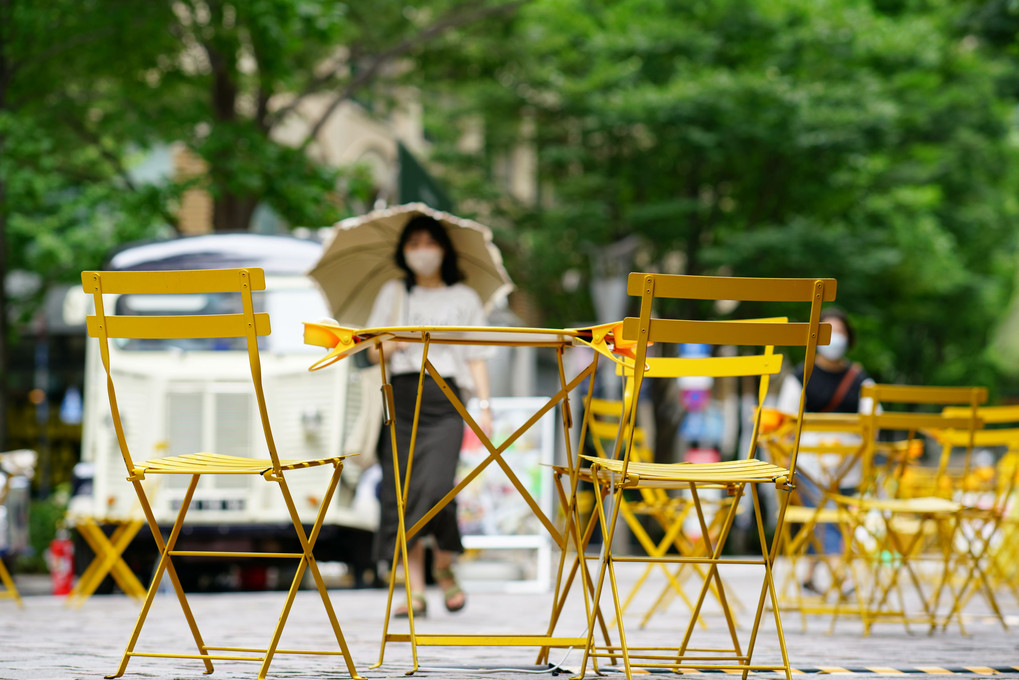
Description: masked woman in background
xmin=365 ymin=215 xmax=492 ymax=618
xmin=776 ymin=307 xmax=875 ymax=596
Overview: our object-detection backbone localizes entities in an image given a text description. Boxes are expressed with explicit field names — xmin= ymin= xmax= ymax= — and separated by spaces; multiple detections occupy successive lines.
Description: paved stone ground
xmin=1 ymin=562 xmax=1017 ymax=680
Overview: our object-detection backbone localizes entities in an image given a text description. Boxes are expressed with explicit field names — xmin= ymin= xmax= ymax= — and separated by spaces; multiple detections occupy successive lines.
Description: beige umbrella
xmin=309 ymin=202 xmax=514 ymax=326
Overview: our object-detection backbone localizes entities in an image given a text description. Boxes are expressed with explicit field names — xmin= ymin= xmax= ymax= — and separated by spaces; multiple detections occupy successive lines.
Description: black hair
xmin=394 ymin=214 xmax=465 ymax=289
xmin=820 ymin=306 xmax=855 ymax=349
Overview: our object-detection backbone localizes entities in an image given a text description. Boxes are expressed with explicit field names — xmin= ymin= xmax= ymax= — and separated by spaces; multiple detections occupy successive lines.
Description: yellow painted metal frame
xmin=989 ymin=467 xmax=1019 ymax=605
xmin=576 ymin=272 xmax=835 ymax=680
xmin=761 ymin=410 xmax=868 ymax=627
xmin=304 ymin=321 xmax=630 ymax=675
xmin=930 ymin=404 xmax=1019 ymax=629
xmin=65 ymin=516 xmax=146 ymax=608
xmin=0 ymin=472 xmax=23 ymax=608
xmin=825 ymin=384 xmax=990 ymax=636
xmin=566 ymin=371 xmax=753 ymax=631
xmin=0 ymin=558 xmax=20 ymax=608
xmin=579 ymin=397 xmax=712 ymax=629
xmin=83 ymin=268 xmax=362 ymax=680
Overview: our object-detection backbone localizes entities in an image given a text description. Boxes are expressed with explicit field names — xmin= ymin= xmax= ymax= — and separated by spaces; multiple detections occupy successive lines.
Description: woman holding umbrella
xmin=365 ymin=214 xmax=492 ymax=618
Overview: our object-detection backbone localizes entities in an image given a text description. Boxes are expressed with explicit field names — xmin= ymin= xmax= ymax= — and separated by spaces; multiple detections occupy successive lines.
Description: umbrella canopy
xmin=309 ymin=203 xmax=514 ymax=326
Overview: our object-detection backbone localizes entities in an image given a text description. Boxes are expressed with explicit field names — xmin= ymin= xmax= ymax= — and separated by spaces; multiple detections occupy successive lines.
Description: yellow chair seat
xmin=837 ymin=495 xmax=961 ymax=515
xmin=784 ymin=505 xmax=851 ymax=524
xmin=583 ymin=456 xmax=790 ymax=487
xmin=135 ymin=452 xmax=345 ymax=476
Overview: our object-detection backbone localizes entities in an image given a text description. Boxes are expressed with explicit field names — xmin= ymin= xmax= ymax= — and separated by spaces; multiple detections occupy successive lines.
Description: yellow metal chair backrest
xmin=586 ymin=397 xmax=651 ymax=461
xmin=81 ymin=268 xmax=279 ymax=475
xmin=858 ymin=383 xmax=986 ymax=498
xmin=583 ymin=396 xmax=670 ymax=514
xmin=607 ymin=317 xmax=786 ymax=464
xmin=940 ymin=404 xmax=1019 ymax=499
xmin=619 ymin=273 xmax=835 ymax=480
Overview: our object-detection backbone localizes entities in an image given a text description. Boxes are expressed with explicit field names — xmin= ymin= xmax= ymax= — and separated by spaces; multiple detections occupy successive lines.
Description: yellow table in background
xmin=65 ymin=516 xmax=147 ymax=608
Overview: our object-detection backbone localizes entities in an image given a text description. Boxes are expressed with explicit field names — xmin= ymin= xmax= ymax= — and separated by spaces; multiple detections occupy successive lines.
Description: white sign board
xmin=456 ymin=397 xmax=556 ymax=592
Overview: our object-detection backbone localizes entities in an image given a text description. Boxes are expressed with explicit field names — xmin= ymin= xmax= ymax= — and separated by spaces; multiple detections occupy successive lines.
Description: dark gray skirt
xmin=374 ymin=373 xmax=465 ymax=563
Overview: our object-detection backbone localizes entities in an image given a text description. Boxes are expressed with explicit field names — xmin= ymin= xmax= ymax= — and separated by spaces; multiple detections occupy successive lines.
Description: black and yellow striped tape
xmin=598 ymin=665 xmax=1019 ymax=675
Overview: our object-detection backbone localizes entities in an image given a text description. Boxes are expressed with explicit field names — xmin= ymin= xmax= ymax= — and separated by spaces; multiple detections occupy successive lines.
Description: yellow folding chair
xmin=829 ymin=384 xmax=985 ymax=636
xmin=761 ymin=411 xmax=864 ymax=626
xmin=928 ymin=404 xmax=1019 ymax=630
xmin=576 ymin=272 xmax=835 ymax=680
xmin=82 ymin=268 xmax=362 ymax=680
xmin=989 ymin=458 xmax=1019 ymax=604
xmin=579 ymin=395 xmax=720 ymax=632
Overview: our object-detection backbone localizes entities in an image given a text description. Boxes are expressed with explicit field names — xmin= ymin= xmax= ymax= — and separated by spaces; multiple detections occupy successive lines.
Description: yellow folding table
xmin=305 ymin=320 xmax=635 ymax=676
xmin=64 ymin=515 xmax=146 ymax=608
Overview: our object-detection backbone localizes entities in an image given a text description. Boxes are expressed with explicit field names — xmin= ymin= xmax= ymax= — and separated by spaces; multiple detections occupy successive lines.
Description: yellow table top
xmin=304 ymin=320 xmax=635 ymax=370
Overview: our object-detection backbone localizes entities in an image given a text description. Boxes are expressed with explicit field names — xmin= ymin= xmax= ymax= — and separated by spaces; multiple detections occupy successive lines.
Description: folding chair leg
xmin=262 ymin=467 xmax=363 ymax=680
xmin=108 ymin=475 xmax=213 ymax=679
xmin=673 ymin=485 xmax=745 ymax=668
xmin=540 ymin=469 xmax=613 ymax=672
xmin=936 ymin=517 xmax=1009 ymax=633
xmin=746 ymin=485 xmax=792 ymax=680
xmin=0 ymin=557 xmax=22 ymax=608
xmin=574 ymin=469 xmax=628 ymax=679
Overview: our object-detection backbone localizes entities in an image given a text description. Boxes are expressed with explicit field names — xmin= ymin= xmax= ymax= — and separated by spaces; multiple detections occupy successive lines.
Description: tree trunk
xmin=0 ymin=5 xmax=10 ymax=452
xmin=0 ymin=172 xmax=9 ymax=452
xmin=212 ymin=192 xmax=258 ymax=232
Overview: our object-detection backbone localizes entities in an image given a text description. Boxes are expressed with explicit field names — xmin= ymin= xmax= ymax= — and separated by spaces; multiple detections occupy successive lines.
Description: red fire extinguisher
xmin=48 ymin=523 xmax=74 ymax=596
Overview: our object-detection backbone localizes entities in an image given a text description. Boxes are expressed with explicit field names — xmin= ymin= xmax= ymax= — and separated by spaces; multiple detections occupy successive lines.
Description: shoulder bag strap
xmin=821 ymin=362 xmax=861 ymax=413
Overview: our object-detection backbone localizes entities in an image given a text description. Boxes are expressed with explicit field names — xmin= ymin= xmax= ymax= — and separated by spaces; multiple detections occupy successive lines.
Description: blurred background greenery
xmin=3 ymin=0 xmax=1019 ymax=475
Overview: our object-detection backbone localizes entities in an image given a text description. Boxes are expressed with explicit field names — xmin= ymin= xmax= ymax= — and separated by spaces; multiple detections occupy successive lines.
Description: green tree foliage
xmin=4 ymin=0 xmax=523 ymax=237
xmin=0 ymin=0 xmax=523 ymax=448
xmin=0 ymin=1 xmax=181 ymax=447
xmin=423 ymin=0 xmax=1019 ymax=393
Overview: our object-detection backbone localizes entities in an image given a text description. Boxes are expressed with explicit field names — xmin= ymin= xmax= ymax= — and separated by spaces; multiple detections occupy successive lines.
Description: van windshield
xmin=113 ymin=287 xmax=328 ymax=354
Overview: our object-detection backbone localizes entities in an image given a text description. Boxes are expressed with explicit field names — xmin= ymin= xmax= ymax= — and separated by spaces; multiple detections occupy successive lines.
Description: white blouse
xmin=366 ymin=279 xmax=492 ymax=380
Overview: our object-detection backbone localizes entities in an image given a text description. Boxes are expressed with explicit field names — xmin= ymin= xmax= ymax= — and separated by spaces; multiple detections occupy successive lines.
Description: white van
xmin=76 ymin=233 xmax=378 ymax=587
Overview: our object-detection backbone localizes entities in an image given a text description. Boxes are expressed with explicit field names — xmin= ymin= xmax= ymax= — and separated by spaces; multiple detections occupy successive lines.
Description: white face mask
xmin=404 ymin=246 xmax=443 ymax=277
xmin=817 ymin=331 xmax=848 ymax=362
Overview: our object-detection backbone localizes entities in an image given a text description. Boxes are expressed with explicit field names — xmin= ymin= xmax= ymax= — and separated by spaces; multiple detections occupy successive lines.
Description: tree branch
xmin=60 ymin=113 xmax=180 ymax=228
xmin=279 ymin=0 xmax=528 ymax=144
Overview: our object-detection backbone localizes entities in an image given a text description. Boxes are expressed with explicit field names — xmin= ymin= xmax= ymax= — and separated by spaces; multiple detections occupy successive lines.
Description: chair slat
xmin=82 ymin=269 xmax=266 ymax=294
xmin=937 ymin=428 xmax=1019 ymax=447
xmin=87 ymin=313 xmax=270 ymax=339
xmin=943 ymin=404 xmax=1019 ymax=424
xmin=619 ymin=354 xmax=784 ymax=378
xmin=626 ymin=272 xmax=836 ymax=302
xmin=622 ymin=318 xmax=832 ymax=348
xmin=862 ymin=384 xmax=987 ymax=405
xmin=871 ymin=412 xmax=978 ymax=432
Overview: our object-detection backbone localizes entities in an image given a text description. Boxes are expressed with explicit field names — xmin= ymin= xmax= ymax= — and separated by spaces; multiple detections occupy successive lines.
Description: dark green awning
xmin=397 ymin=141 xmax=453 ymax=212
